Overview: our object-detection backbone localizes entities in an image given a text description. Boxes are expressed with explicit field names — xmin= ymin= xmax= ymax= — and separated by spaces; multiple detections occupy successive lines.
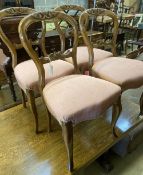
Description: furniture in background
xmin=0 ymin=0 xmax=34 ymax=9
xmin=34 ymin=0 xmax=87 ymax=11
xmin=88 ymin=0 xmax=112 ymax=9
xmin=125 ymin=15 xmax=143 ymax=54
xmin=139 ymin=0 xmax=143 ymax=12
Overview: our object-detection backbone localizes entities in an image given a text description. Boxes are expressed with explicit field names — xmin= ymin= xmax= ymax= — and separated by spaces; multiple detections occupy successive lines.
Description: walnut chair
xmin=19 ymin=11 xmax=122 ymax=171
xmin=0 ymin=7 xmax=37 ymax=133
xmin=0 ymin=7 xmax=75 ymax=134
xmin=55 ymin=5 xmax=113 ymax=73
xmin=80 ymin=8 xmax=143 ymax=118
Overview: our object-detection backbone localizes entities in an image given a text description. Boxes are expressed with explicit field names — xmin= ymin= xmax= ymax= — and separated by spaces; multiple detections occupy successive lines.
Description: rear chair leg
xmin=26 ymin=89 xmax=40 ymax=134
xmin=62 ymin=122 xmax=73 ymax=172
xmin=41 ymin=94 xmax=52 ymax=133
xmin=7 ymin=76 xmax=16 ymax=101
xmin=21 ymin=89 xmax=26 ymax=108
xmin=47 ymin=108 xmax=52 ymax=133
xmin=139 ymin=92 xmax=143 ymax=116
xmin=111 ymin=95 xmax=122 ymax=137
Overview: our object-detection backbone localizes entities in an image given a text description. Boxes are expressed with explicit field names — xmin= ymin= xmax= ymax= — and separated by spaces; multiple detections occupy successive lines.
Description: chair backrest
xmin=0 ymin=7 xmax=37 ymax=68
xmin=54 ymin=5 xmax=85 ymax=21
xmin=79 ymin=8 xmax=118 ymax=71
xmin=19 ymin=11 xmax=79 ymax=93
xmin=55 ymin=5 xmax=85 ymax=46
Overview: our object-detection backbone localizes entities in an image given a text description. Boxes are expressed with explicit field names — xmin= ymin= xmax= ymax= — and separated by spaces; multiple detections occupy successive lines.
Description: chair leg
xmin=125 ymin=41 xmax=128 ymax=55
xmin=131 ymin=43 xmax=134 ymax=51
xmin=21 ymin=89 xmax=26 ymax=108
xmin=139 ymin=92 xmax=143 ymax=116
xmin=26 ymin=89 xmax=39 ymax=134
xmin=47 ymin=108 xmax=52 ymax=133
xmin=7 ymin=76 xmax=16 ymax=101
xmin=111 ymin=95 xmax=122 ymax=137
xmin=62 ymin=122 xmax=73 ymax=172
xmin=41 ymin=94 xmax=52 ymax=133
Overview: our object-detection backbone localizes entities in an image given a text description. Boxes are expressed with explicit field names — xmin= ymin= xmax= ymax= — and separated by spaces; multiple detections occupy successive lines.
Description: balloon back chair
xmin=55 ymin=5 xmax=114 ymax=73
xmin=80 ymin=8 xmax=143 ymax=118
xmin=0 ymin=8 xmax=37 ymax=102
xmin=0 ymin=7 xmax=41 ymax=133
xmin=19 ymin=11 xmax=122 ymax=171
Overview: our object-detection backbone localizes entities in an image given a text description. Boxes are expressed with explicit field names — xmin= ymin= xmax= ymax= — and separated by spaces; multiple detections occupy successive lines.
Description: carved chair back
xmin=0 ymin=7 xmax=37 ymax=68
xmin=19 ymin=11 xmax=79 ymax=93
xmin=55 ymin=5 xmax=85 ymax=26
xmin=55 ymin=5 xmax=85 ymax=46
xmin=79 ymin=8 xmax=119 ymax=71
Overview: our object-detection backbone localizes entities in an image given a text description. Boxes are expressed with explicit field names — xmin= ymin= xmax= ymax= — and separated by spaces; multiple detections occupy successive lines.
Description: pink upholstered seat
xmin=43 ymin=75 xmax=121 ymax=125
xmin=66 ymin=46 xmax=113 ymax=70
xmin=92 ymin=57 xmax=143 ymax=91
xmin=14 ymin=59 xmax=74 ymax=92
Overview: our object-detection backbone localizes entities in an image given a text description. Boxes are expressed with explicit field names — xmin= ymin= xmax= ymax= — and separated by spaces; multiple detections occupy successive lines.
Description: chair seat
xmin=66 ymin=46 xmax=113 ymax=70
xmin=92 ymin=57 xmax=143 ymax=91
xmin=14 ymin=59 xmax=74 ymax=92
xmin=43 ymin=75 xmax=121 ymax=125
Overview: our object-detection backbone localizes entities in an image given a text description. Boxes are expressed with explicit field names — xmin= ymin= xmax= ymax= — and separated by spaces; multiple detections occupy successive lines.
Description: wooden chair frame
xmin=79 ymin=8 xmax=119 ymax=73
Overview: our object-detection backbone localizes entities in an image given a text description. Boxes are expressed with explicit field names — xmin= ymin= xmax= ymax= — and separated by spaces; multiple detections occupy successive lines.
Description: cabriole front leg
xmin=62 ymin=121 xmax=73 ymax=172
xmin=139 ymin=92 xmax=143 ymax=116
xmin=26 ymin=89 xmax=39 ymax=134
xmin=111 ymin=95 xmax=122 ymax=137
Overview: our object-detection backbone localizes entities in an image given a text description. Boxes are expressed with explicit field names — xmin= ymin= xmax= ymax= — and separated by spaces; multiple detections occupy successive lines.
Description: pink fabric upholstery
xmin=14 ymin=59 xmax=74 ymax=92
xmin=66 ymin=46 xmax=113 ymax=70
xmin=92 ymin=57 xmax=143 ymax=91
xmin=43 ymin=75 xmax=121 ymax=125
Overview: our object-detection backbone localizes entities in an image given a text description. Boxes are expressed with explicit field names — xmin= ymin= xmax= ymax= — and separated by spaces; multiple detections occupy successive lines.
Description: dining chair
xmin=0 ymin=7 xmax=37 ymax=102
xmin=55 ymin=5 xmax=113 ymax=73
xmin=19 ymin=10 xmax=122 ymax=171
xmin=80 ymin=8 xmax=143 ymax=117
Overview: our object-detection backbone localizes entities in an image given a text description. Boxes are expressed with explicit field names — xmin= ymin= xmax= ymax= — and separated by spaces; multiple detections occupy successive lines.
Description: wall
xmin=34 ymin=0 xmax=88 ymax=11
